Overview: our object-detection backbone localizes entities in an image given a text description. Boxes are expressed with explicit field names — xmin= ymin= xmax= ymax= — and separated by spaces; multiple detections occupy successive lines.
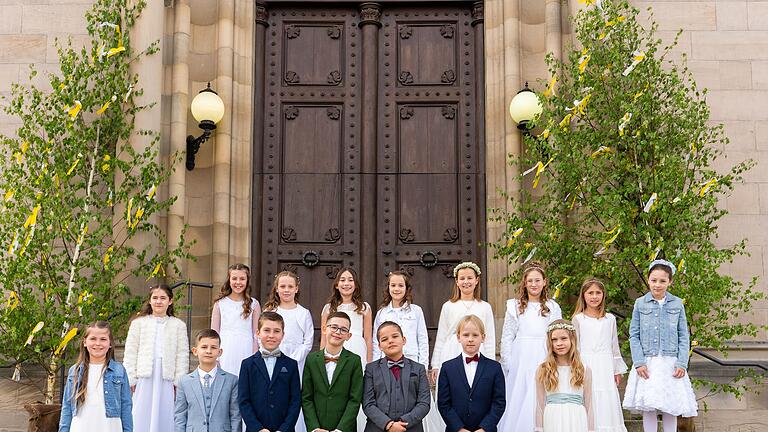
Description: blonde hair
xmin=536 ymin=319 xmax=585 ymax=392
xmin=450 ymin=266 xmax=482 ymax=302
xmin=456 ymin=314 xmax=486 ymax=336
xmin=263 ymin=270 xmax=300 ymax=311
xmin=573 ymin=278 xmax=607 ymax=318
xmin=517 ymin=261 xmax=551 ymax=316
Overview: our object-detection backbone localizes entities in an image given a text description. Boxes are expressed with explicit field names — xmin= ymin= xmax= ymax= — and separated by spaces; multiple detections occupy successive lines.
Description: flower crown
xmin=453 ymin=262 xmax=481 ymax=278
xmin=547 ymin=322 xmax=576 ymax=333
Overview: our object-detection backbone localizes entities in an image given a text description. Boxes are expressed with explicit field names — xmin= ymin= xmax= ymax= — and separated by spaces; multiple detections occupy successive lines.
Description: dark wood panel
xmin=398 ymin=104 xmax=457 ymax=174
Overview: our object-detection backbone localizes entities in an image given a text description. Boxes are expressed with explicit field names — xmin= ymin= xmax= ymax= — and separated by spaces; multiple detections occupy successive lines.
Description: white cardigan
xmin=123 ymin=315 xmax=189 ymax=386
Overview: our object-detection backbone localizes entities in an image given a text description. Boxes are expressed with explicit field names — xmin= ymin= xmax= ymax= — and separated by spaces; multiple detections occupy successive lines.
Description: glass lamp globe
xmin=508 ymin=83 xmax=543 ymax=127
xmin=190 ymin=84 xmax=225 ymax=125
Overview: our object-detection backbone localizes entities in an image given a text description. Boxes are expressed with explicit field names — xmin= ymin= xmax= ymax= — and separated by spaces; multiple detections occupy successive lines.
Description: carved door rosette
xmin=286 ymin=25 xmax=301 ymax=39
xmin=324 ymin=227 xmax=341 ymax=242
xmin=441 ymin=106 xmax=456 ymax=119
xmin=441 ymin=70 xmax=456 ymax=84
xmin=326 ymin=106 xmax=341 ymax=120
xmin=398 ymin=71 xmax=414 ymax=85
xmin=327 ymin=70 xmax=342 ymax=85
xmin=327 ymin=25 xmax=342 ymax=39
xmin=439 ymin=24 xmax=454 ymax=38
xmin=399 ymin=106 xmax=414 ymax=119
xmin=281 ymin=227 xmax=297 ymax=242
xmin=284 ymin=71 xmax=300 ymax=84
xmin=443 ymin=227 xmax=458 ymax=242
xmin=398 ymin=228 xmax=415 ymax=243
xmin=284 ymin=106 xmax=299 ymax=119
xmin=399 ymin=25 xmax=413 ymax=39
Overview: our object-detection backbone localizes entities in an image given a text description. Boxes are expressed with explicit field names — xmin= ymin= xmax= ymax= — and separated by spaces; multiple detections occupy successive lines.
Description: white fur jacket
xmin=123 ymin=315 xmax=189 ymax=386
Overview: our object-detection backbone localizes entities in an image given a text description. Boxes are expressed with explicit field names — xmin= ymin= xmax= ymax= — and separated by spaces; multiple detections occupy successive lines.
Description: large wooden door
xmin=252 ymin=1 xmax=485 ymax=343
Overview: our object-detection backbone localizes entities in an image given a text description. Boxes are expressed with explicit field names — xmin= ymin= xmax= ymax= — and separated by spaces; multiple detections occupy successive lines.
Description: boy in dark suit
xmin=175 ymin=329 xmax=241 ymax=432
xmin=437 ymin=315 xmax=505 ymax=432
xmin=239 ymin=311 xmax=301 ymax=432
xmin=302 ymin=311 xmax=363 ymax=432
xmin=362 ymin=321 xmax=431 ymax=432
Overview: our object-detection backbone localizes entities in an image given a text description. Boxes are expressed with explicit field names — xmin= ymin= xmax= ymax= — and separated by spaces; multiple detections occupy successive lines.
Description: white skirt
xmin=132 ymin=357 xmax=175 ymax=432
xmin=623 ymin=356 xmax=698 ymax=417
xmin=582 ymin=352 xmax=627 ymax=432
xmin=543 ymin=401 xmax=588 ymax=432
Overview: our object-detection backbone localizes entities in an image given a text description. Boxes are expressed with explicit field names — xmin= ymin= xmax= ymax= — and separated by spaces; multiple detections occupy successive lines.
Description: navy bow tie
xmin=260 ymin=349 xmax=281 ymax=359
xmin=387 ymin=359 xmax=404 ymax=369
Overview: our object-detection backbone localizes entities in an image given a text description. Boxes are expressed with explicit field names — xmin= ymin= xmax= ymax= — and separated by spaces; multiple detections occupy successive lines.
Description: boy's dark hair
xmin=258 ymin=311 xmax=285 ymax=330
xmin=376 ymin=321 xmax=404 ymax=340
xmin=326 ymin=311 xmax=351 ymax=326
xmin=196 ymin=328 xmax=221 ymax=344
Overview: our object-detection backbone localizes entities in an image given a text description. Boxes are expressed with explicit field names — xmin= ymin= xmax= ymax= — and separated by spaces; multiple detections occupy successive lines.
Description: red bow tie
xmin=465 ymin=354 xmax=479 ymax=364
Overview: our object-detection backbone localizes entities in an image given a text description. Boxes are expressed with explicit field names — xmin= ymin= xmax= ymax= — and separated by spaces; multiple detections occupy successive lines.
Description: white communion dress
xmin=535 ymin=366 xmax=595 ymax=432
xmin=215 ymin=296 xmax=258 ymax=376
xmin=573 ymin=313 xmax=628 ymax=432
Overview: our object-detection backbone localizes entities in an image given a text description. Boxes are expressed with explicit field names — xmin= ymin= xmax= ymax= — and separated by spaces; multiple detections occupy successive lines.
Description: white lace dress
xmin=535 ymin=366 xmax=595 ymax=432
xmin=430 ymin=300 xmax=496 ymax=370
xmin=498 ymin=299 xmax=562 ymax=432
xmin=573 ymin=313 xmax=628 ymax=432
xmin=215 ymin=297 xmax=258 ymax=376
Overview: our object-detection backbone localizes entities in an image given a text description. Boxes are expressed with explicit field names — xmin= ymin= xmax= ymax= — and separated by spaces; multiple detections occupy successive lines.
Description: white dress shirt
xmin=324 ymin=349 xmax=340 ymax=385
xmin=462 ymin=352 xmax=479 ymax=388
xmin=197 ymin=366 xmax=217 ymax=387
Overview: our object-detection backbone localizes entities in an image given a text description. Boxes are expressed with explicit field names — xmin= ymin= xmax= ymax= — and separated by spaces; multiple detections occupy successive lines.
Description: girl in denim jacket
xmin=59 ymin=321 xmax=132 ymax=432
xmin=622 ymin=260 xmax=698 ymax=432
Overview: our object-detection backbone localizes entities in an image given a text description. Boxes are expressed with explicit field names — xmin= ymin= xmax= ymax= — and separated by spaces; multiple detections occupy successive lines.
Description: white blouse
xmin=372 ymin=302 xmax=430 ymax=366
xmin=431 ymin=299 xmax=496 ymax=369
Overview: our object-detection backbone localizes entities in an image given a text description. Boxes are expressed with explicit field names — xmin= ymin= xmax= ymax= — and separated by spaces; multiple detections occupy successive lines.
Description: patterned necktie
xmin=203 ymin=373 xmax=211 ymax=388
xmin=465 ymin=354 xmax=479 ymax=364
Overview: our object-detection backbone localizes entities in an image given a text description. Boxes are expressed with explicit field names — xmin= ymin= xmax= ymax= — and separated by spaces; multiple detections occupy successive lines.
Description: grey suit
xmin=174 ymin=369 xmax=242 ymax=432
xmin=362 ymin=357 xmax=431 ymax=432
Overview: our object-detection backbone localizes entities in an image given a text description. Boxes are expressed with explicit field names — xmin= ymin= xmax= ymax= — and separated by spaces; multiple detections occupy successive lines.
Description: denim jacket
xmin=59 ymin=359 xmax=133 ymax=432
xmin=629 ymin=292 xmax=690 ymax=370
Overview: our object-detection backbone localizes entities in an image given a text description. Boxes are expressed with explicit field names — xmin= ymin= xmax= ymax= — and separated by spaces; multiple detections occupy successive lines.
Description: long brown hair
xmin=449 ymin=266 xmax=482 ymax=302
xmin=573 ymin=277 xmax=607 ymax=318
xmin=328 ymin=267 xmax=366 ymax=314
xmin=214 ymin=263 xmax=255 ymax=319
xmin=137 ymin=284 xmax=175 ymax=317
xmin=71 ymin=321 xmax=115 ymax=407
xmin=379 ymin=270 xmax=414 ymax=309
xmin=517 ymin=261 xmax=551 ymax=316
xmin=536 ymin=319 xmax=585 ymax=392
xmin=263 ymin=270 xmax=301 ymax=311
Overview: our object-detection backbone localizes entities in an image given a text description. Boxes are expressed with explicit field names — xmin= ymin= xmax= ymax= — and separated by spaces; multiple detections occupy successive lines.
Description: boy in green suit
xmin=302 ymin=311 xmax=363 ymax=432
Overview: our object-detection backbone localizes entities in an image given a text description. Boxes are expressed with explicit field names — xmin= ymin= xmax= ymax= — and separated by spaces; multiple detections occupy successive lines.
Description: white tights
xmin=642 ymin=410 xmax=677 ymax=432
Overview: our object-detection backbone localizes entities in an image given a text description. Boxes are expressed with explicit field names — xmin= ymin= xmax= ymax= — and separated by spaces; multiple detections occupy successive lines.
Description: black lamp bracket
xmin=185 ymin=120 xmax=217 ymax=171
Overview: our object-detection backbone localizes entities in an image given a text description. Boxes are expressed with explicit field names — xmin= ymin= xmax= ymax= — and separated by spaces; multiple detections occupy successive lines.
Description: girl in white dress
xmin=498 ymin=261 xmax=562 ymax=432
xmin=535 ymin=320 xmax=595 ymax=432
xmin=263 ymin=270 xmax=314 ymax=432
xmin=623 ymin=260 xmax=698 ymax=432
xmin=372 ymin=270 xmax=444 ymax=432
xmin=572 ymin=278 xmax=627 ymax=432
xmin=320 ymin=267 xmax=372 ymax=364
xmin=124 ymin=285 xmax=189 ymax=432
xmin=211 ymin=263 xmax=261 ymax=376
xmin=320 ymin=267 xmax=372 ymax=431
xmin=59 ymin=321 xmax=132 ymax=432
xmin=430 ymin=262 xmax=496 ymax=383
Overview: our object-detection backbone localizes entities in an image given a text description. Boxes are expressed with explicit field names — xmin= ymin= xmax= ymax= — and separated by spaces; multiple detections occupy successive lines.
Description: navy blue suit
xmin=238 ymin=353 xmax=301 ymax=432
xmin=437 ymin=354 xmax=505 ymax=432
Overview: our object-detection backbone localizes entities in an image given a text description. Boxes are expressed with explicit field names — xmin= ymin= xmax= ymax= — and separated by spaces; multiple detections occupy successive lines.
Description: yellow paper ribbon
xmin=559 ymin=113 xmax=573 ymax=129
xmin=126 ymin=197 xmax=134 ymax=228
xmin=699 ymin=178 xmax=718 ymax=196
xmin=146 ymin=184 xmax=157 ymax=201
xmin=96 ymin=95 xmax=117 ymax=115
xmin=24 ymin=205 xmax=41 ymax=229
xmin=5 ymin=291 xmax=20 ymax=311
xmin=66 ymin=101 xmax=82 ymax=119
xmin=4 ymin=189 xmax=14 ymax=202
xmin=532 ymin=157 xmax=554 ymax=189
xmin=66 ymin=158 xmax=81 ymax=176
xmin=25 ymin=321 xmax=45 ymax=345
xmin=578 ymin=50 xmax=591 ymax=74
xmin=543 ymin=76 xmax=557 ymax=97
xmin=619 ymin=112 xmax=632 ymax=136
xmin=553 ymin=277 xmax=570 ymax=299
xmin=590 ymin=146 xmax=612 ymax=158
xmin=53 ymin=328 xmax=79 ymax=356
xmin=103 ymin=246 xmax=113 ymax=266
xmin=622 ymin=50 xmax=646 ymax=76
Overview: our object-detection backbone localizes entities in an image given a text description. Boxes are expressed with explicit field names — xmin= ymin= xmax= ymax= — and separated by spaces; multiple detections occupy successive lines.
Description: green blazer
xmin=302 ymin=348 xmax=363 ymax=432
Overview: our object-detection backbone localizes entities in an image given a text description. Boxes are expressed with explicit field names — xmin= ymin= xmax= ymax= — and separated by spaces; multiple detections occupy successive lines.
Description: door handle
xmin=341 ymin=250 xmax=354 ymax=255
xmin=382 ymin=250 xmax=392 ymax=255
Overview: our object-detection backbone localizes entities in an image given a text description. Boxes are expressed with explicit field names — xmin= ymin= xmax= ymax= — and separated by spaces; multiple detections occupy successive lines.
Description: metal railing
xmin=610 ymin=309 xmax=768 ymax=372
xmin=170 ymin=280 xmax=214 ymax=343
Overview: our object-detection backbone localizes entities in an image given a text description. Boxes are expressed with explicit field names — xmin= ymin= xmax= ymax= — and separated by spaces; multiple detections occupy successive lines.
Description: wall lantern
xmin=186 ymin=83 xmax=225 ymax=171
xmin=508 ymin=82 xmax=543 ymax=132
